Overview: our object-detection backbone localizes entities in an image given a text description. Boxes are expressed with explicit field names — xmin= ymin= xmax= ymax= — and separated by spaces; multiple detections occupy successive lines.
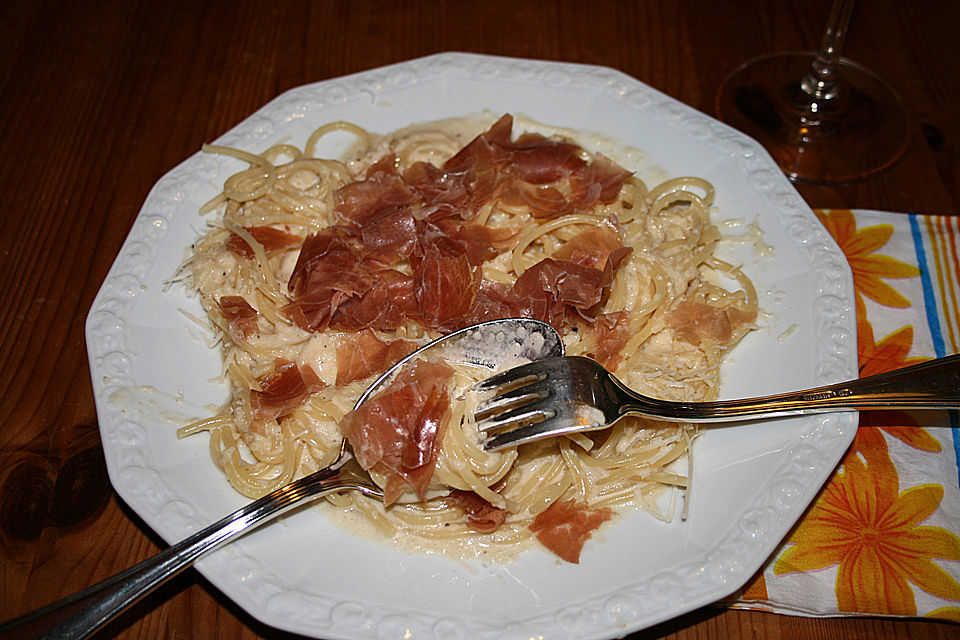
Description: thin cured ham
xmin=510 ymin=228 xmax=632 ymax=329
xmin=501 ymin=181 xmax=568 ymax=217
xmin=667 ymin=301 xmax=757 ymax=346
xmin=218 ymin=295 xmax=259 ymax=341
xmin=417 ymin=217 xmax=515 ymax=267
xmin=360 ymin=210 xmax=419 ymax=267
xmin=507 ymin=135 xmax=583 ymax=185
xmin=442 ymin=114 xmax=631 ymax=218
xmin=443 ymin=249 xmax=633 ymax=332
xmin=340 ymin=359 xmax=454 ymax=505
xmin=283 ymin=114 xmax=632 ymax=335
xmin=593 ymin=311 xmax=631 ymax=371
xmin=567 ymin=154 xmax=633 ymax=210
xmin=250 ymin=359 xmax=323 ymax=424
xmin=334 ymin=158 xmax=415 ymax=230
xmin=551 ymin=226 xmax=626 ymax=270
xmin=529 ymin=499 xmax=613 ymax=563
xmin=286 ymin=228 xmax=363 ymax=298
xmin=331 ymin=269 xmax=419 ymax=332
xmin=512 ymin=251 xmax=630 ymax=330
xmin=454 ymin=280 xmax=518 ymax=329
xmin=226 ymin=226 xmax=301 ymax=259
xmin=335 ymin=330 xmax=416 ymax=386
xmin=414 ymin=254 xmax=480 ymax=330
xmin=448 ymin=490 xmax=507 ymax=533
xmin=284 ymin=229 xmax=373 ymax=331
xmin=402 ymin=161 xmax=470 ymax=213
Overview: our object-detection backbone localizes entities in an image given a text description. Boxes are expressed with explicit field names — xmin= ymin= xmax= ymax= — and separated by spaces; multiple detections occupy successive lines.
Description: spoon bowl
xmin=355 ymin=318 xmax=565 ymax=407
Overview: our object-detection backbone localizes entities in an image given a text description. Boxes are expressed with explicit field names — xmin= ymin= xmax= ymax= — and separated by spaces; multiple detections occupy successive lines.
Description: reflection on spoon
xmin=354 ymin=317 xmax=565 ymax=409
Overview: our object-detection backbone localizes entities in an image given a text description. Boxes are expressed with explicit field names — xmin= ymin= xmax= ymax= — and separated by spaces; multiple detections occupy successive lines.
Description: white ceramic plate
xmin=86 ymin=53 xmax=857 ymax=640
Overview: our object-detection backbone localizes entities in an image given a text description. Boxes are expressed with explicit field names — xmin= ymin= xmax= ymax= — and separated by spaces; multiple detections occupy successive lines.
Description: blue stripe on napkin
xmin=909 ymin=214 xmax=960 ymax=488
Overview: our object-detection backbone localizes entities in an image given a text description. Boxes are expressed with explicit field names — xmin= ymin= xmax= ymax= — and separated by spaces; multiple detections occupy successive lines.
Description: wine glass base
xmin=715 ymin=52 xmax=910 ymax=185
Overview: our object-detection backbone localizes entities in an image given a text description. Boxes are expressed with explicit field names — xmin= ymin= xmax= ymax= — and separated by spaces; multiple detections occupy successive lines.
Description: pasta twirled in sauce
xmin=179 ymin=114 xmax=757 ymax=562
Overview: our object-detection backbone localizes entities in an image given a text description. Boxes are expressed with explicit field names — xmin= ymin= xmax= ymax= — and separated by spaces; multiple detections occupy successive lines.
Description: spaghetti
xmin=180 ymin=113 xmax=758 ymax=562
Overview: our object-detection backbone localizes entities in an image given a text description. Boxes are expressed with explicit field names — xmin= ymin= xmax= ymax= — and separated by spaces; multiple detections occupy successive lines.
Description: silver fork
xmin=475 ymin=354 xmax=960 ymax=450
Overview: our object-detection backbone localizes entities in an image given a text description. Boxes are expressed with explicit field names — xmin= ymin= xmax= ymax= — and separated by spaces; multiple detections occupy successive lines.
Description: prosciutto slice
xmin=508 ymin=134 xmax=583 ymax=185
xmin=283 ymin=114 xmax=632 ymax=334
xmin=454 ymin=280 xmax=519 ymax=329
xmin=416 ymin=217 xmax=515 ymax=267
xmin=529 ymin=499 xmax=613 ymax=563
xmin=414 ymin=254 xmax=480 ymax=330
xmin=448 ymin=490 xmax=507 ymax=533
xmin=284 ymin=229 xmax=373 ymax=331
xmin=360 ymin=210 xmax=419 ymax=267
xmin=250 ymin=359 xmax=323 ymax=424
xmin=551 ymin=226 xmax=626 ymax=270
xmin=335 ymin=330 xmax=416 ymax=386
xmin=339 ymin=359 xmax=454 ymax=505
xmin=226 ymin=226 xmax=301 ymax=259
xmin=334 ymin=157 xmax=415 ymax=230
xmin=667 ymin=301 xmax=757 ymax=346
xmin=339 ymin=273 xmax=419 ymax=331
xmin=218 ymin=295 xmax=259 ymax=341
xmin=593 ymin=311 xmax=631 ymax=371
xmin=509 ymin=224 xmax=632 ymax=330
xmin=512 ymin=253 xmax=628 ymax=330
xmin=287 ymin=228 xmax=362 ymax=298
xmin=567 ymin=154 xmax=633 ymax=210
xmin=403 ymin=161 xmax=470 ymax=213
xmin=442 ymin=114 xmax=631 ymax=218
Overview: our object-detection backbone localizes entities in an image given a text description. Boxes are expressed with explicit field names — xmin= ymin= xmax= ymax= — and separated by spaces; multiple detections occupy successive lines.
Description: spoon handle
xmin=0 ymin=467 xmax=359 ymax=640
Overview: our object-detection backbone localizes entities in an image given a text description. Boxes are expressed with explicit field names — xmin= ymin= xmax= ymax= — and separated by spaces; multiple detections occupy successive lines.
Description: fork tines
xmin=475 ymin=362 xmax=548 ymax=414
xmin=474 ymin=362 xmax=560 ymax=449
xmin=474 ymin=360 xmax=548 ymax=393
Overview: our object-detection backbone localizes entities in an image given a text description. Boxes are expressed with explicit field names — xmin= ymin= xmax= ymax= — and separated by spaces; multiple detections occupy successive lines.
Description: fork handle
xmin=613 ymin=354 xmax=960 ymax=422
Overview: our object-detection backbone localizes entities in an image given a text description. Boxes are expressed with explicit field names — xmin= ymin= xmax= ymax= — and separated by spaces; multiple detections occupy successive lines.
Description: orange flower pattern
xmin=857 ymin=314 xmax=941 ymax=453
xmin=732 ymin=209 xmax=960 ymax=621
xmin=816 ymin=209 xmax=920 ymax=308
xmin=926 ymin=606 xmax=960 ymax=621
xmin=773 ymin=444 xmax=960 ymax=614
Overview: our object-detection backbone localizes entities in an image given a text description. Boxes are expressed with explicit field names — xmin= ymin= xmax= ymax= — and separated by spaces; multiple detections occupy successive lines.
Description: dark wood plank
xmin=0 ymin=1 xmax=957 ymax=638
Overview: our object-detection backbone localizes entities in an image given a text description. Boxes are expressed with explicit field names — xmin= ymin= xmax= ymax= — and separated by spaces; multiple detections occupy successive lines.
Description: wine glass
xmin=715 ymin=0 xmax=909 ymax=185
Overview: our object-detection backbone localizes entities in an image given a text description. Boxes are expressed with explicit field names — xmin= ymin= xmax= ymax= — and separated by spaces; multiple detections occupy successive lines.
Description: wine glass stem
xmin=800 ymin=0 xmax=855 ymax=101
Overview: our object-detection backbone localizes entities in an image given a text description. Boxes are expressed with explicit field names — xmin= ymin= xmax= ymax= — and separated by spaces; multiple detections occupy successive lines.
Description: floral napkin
xmin=726 ymin=209 xmax=960 ymax=622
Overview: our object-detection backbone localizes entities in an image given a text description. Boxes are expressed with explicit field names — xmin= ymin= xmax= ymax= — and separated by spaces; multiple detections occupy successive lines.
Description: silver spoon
xmin=0 ymin=318 xmax=563 ymax=640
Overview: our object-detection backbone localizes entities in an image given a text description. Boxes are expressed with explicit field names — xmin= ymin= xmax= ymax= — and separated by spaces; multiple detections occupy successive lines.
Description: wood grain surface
xmin=0 ymin=1 xmax=957 ymax=638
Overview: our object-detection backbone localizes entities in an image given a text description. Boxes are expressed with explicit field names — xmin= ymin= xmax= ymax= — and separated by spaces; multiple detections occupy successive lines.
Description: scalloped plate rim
xmin=85 ymin=52 xmax=858 ymax=640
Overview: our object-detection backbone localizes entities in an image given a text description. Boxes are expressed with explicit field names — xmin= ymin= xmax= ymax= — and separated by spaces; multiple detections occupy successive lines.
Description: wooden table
xmin=1 ymin=0 xmax=957 ymax=638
